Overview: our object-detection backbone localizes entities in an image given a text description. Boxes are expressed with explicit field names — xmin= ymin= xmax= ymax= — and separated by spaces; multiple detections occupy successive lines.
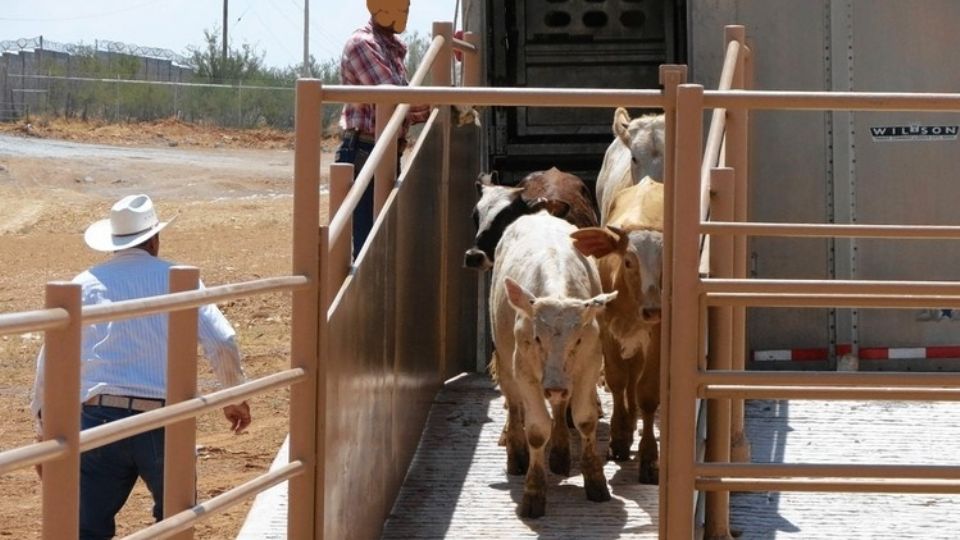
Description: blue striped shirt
xmin=31 ymin=248 xmax=246 ymax=419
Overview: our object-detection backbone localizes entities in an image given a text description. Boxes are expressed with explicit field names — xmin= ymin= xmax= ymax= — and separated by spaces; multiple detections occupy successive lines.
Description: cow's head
xmin=570 ymin=225 xmax=663 ymax=358
xmin=504 ymin=277 xmax=617 ymax=406
xmin=613 ymin=108 xmax=666 ymax=184
xmin=464 ymin=172 xmax=571 ymax=271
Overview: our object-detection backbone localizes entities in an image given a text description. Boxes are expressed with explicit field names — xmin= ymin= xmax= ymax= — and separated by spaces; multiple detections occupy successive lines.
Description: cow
xmin=464 ymin=167 xmax=599 ymax=271
xmin=571 ymin=176 xmax=664 ymax=485
xmin=490 ymin=210 xmax=616 ymax=518
xmin=595 ymin=108 xmax=665 ymax=223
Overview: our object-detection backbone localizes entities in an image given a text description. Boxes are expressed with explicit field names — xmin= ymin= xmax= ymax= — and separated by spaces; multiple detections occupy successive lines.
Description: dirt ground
xmin=0 ymin=118 xmax=336 ymax=538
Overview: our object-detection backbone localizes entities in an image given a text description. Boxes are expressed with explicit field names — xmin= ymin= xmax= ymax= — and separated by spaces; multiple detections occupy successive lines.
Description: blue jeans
xmin=335 ymin=135 xmax=376 ymax=257
xmin=80 ymin=405 xmax=165 ymax=540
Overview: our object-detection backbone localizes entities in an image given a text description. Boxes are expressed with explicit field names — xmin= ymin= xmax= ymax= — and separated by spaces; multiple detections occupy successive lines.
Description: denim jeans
xmin=79 ymin=405 xmax=165 ymax=540
xmin=335 ymin=135 xmax=376 ymax=257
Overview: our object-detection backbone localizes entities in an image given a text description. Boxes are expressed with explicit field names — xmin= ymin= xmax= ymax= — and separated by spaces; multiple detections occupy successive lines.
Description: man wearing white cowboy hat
xmin=30 ymin=194 xmax=251 ymax=539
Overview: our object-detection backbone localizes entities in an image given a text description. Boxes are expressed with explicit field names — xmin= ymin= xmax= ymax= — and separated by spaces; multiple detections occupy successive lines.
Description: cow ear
xmin=613 ymin=107 xmax=632 ymax=146
xmin=477 ymin=171 xmax=495 ymax=186
xmin=581 ymin=291 xmax=619 ymax=322
xmin=504 ymin=277 xmax=535 ymax=318
xmin=570 ymin=227 xmax=619 ymax=258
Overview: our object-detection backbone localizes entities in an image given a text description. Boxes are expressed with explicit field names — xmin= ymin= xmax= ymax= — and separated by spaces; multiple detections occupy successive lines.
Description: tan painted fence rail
xmin=2 ymin=48 xmax=322 ymax=538
xmin=0 ymin=273 xmax=317 ymax=539
xmin=670 ymin=25 xmax=960 ymax=540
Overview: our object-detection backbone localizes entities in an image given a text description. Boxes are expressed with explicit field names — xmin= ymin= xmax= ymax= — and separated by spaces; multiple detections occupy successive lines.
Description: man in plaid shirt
xmin=337 ymin=0 xmax=430 ymax=257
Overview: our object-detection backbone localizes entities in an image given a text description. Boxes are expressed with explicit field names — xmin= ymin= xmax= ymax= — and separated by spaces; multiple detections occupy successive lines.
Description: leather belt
xmin=84 ymin=394 xmax=165 ymax=412
xmin=342 ymin=129 xmax=376 ymax=145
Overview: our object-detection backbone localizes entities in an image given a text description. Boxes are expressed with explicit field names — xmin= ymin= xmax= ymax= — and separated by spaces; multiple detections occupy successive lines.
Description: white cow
xmin=595 ymin=108 xmax=665 ymax=223
xmin=490 ymin=210 xmax=616 ymax=518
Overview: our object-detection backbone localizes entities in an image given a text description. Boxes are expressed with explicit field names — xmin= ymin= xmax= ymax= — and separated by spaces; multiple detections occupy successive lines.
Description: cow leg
xmin=521 ymin=395 xmax=551 ymax=518
xmin=572 ymin=385 xmax=611 ymax=502
xmin=506 ymin=403 xmax=529 ymax=475
xmin=549 ymin=399 xmax=571 ymax=476
xmin=496 ymin=351 xmax=529 ymax=475
xmin=637 ymin=325 xmax=661 ymax=485
xmin=603 ymin=332 xmax=635 ymax=461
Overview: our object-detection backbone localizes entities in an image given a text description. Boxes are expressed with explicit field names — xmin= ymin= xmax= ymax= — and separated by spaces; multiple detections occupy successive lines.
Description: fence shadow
xmin=729 ymin=399 xmax=800 ymax=538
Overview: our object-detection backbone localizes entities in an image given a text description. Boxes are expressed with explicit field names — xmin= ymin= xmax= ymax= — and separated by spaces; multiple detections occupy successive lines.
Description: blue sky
xmin=1 ymin=0 xmax=458 ymax=69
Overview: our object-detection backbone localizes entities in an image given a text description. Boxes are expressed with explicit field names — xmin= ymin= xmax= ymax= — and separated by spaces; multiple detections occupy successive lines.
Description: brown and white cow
xmin=464 ymin=167 xmax=599 ymax=271
xmin=490 ymin=210 xmax=616 ymax=518
xmin=571 ymin=176 xmax=664 ymax=484
xmin=595 ymin=108 xmax=665 ymax=223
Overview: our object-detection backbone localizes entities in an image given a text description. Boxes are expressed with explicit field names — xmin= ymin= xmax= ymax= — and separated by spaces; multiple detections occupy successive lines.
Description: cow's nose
xmin=463 ymin=249 xmax=489 ymax=269
xmin=544 ymin=388 xmax=569 ymax=402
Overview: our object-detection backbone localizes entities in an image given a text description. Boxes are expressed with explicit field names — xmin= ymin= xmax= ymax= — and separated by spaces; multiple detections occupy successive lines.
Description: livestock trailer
xmin=462 ymin=0 xmax=960 ymax=370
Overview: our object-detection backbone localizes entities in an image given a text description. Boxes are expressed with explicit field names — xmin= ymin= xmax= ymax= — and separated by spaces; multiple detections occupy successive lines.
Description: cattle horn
xmin=606 ymin=225 xmax=630 ymax=250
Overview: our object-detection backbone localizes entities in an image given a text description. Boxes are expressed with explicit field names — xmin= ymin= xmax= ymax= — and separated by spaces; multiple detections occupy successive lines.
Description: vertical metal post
xmin=289 ymin=78 xmax=321 ymax=540
xmin=726 ymin=26 xmax=752 ymax=464
xmin=313 ymin=226 xmax=330 ymax=539
xmin=462 ymin=32 xmax=482 ymax=88
xmin=374 ymin=103 xmax=398 ymax=216
xmin=461 ymin=29 xmax=485 ymax=373
xmin=164 ymin=266 xmax=200 ymax=540
xmin=656 ymin=63 xmax=687 ymax=539
xmin=665 ymin=83 xmax=704 ymax=540
xmin=328 ymin=163 xmax=354 ymax=307
xmin=433 ymin=21 xmax=454 ymax=378
xmin=705 ymin=168 xmax=735 ymax=540
xmin=41 ymin=282 xmax=81 ymax=540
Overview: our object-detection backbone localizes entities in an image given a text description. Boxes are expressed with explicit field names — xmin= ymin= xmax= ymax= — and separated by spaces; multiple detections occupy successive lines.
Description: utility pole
xmin=302 ymin=0 xmax=310 ymax=77
xmin=222 ymin=0 xmax=228 ymax=65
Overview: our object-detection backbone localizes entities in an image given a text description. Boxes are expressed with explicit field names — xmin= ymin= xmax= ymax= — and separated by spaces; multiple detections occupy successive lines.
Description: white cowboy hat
xmin=84 ymin=194 xmax=175 ymax=252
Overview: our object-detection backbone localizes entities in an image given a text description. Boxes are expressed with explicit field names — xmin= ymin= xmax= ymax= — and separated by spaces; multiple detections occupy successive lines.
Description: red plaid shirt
xmin=339 ymin=20 xmax=431 ymax=143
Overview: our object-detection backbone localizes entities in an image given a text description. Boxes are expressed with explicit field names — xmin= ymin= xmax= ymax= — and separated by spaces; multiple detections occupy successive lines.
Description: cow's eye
xmin=575 ymin=338 xmax=582 ymax=347
xmin=534 ymin=336 xmax=541 ymax=345
xmin=624 ymin=258 xmax=634 ymax=269
xmin=631 ymin=156 xmax=637 ymax=164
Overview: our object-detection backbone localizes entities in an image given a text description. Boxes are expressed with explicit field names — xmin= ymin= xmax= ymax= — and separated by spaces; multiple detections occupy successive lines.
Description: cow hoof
xmin=549 ymin=446 xmax=571 ymax=476
xmin=520 ymin=492 xmax=546 ymax=519
xmin=638 ymin=462 xmax=660 ymax=485
xmin=608 ymin=440 xmax=632 ymax=462
xmin=507 ymin=449 xmax=529 ymax=476
xmin=584 ymin=479 xmax=611 ymax=503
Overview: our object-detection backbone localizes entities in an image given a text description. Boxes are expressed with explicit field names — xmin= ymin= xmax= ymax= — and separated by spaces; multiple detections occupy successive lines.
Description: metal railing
xmin=668 ymin=26 xmax=960 ymax=540
xmin=0 ymin=66 xmax=320 ymax=537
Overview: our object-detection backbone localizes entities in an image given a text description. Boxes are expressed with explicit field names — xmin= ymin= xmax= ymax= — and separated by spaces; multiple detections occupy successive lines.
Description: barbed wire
xmin=0 ymin=36 xmax=194 ymax=67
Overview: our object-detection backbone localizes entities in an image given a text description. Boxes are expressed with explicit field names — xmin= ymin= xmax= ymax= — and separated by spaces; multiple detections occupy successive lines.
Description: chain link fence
xmin=1 ymin=73 xmax=342 ymax=134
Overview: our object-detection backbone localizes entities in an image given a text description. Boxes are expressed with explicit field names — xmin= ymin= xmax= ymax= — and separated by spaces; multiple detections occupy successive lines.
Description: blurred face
xmin=367 ymin=0 xmax=410 ymax=33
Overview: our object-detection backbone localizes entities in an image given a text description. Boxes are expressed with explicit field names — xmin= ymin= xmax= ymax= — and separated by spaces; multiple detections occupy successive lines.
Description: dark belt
xmin=342 ymin=129 xmax=376 ymax=145
xmin=84 ymin=394 xmax=165 ymax=412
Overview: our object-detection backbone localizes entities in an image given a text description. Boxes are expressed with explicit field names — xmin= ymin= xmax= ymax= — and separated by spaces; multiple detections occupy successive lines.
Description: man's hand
xmin=223 ymin=401 xmax=251 ymax=434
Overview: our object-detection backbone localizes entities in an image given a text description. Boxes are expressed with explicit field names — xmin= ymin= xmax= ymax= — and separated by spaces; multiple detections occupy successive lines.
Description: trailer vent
xmin=583 ymin=11 xmax=609 ymax=28
xmin=545 ymin=11 xmax=572 ymax=27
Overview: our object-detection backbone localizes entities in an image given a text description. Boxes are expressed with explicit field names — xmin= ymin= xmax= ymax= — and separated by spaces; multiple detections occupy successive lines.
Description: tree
xmin=404 ymin=31 xmax=431 ymax=78
xmin=189 ymin=28 xmax=264 ymax=84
